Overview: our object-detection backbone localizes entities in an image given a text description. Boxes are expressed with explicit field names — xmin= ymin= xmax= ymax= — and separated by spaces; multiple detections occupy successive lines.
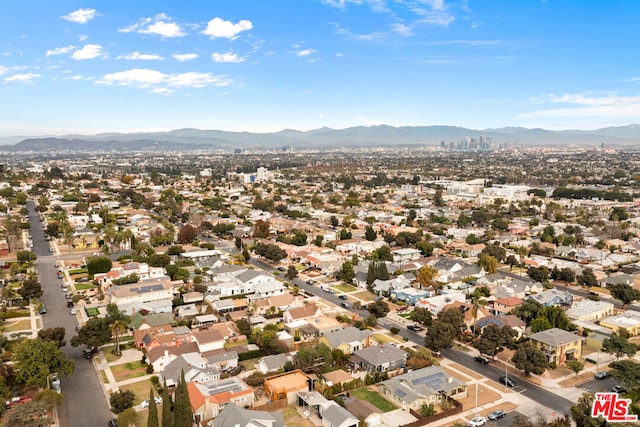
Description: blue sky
xmin=1 ymin=0 xmax=639 ymax=136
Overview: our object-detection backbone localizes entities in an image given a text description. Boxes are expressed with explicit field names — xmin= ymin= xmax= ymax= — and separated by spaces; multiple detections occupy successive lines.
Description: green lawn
xmin=3 ymin=319 xmax=31 ymax=332
xmin=351 ymin=387 xmax=397 ymax=412
xmin=74 ymin=283 xmax=97 ymax=290
xmin=119 ymin=379 xmax=157 ymax=405
xmin=334 ymin=284 xmax=358 ymax=293
xmin=99 ymin=370 xmax=109 ymax=384
xmin=374 ymin=333 xmax=403 ymax=344
xmin=224 ymin=339 xmax=249 ymax=349
xmin=110 ymin=361 xmax=146 ymax=382
xmin=85 ymin=307 xmax=100 ymax=317
xmin=68 ymin=268 xmax=87 ymax=275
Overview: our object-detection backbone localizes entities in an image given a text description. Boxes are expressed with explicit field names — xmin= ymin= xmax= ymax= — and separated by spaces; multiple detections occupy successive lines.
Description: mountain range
xmin=1 ymin=124 xmax=640 ymax=153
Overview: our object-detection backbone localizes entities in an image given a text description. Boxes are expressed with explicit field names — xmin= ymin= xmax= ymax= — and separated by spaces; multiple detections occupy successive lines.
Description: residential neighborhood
xmin=1 ymin=147 xmax=640 ymax=427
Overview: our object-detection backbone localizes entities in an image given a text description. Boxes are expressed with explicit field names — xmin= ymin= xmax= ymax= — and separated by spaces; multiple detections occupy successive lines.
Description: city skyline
xmin=1 ymin=0 xmax=639 ymax=137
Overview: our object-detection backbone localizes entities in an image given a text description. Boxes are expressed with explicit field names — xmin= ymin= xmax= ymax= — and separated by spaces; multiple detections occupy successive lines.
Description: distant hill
xmin=2 ymin=124 xmax=640 ymax=152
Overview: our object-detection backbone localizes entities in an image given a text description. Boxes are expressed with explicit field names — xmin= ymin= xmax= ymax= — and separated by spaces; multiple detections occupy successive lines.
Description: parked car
xmin=338 ymin=295 xmax=348 ymax=300
xmin=407 ymin=324 xmax=423 ymax=332
xmin=306 ymin=279 xmax=314 ymax=285
xmin=39 ymin=306 xmax=47 ymax=314
xmin=374 ymin=296 xmax=384 ymax=301
xmin=594 ymin=371 xmax=608 ymax=380
xmin=396 ymin=306 xmax=408 ymax=312
xmin=82 ymin=349 xmax=93 ymax=359
xmin=474 ymin=355 xmax=490 ymax=364
xmin=67 ymin=301 xmax=74 ymax=308
xmin=108 ymin=419 xmax=118 ymax=427
xmin=488 ymin=410 xmax=507 ymax=420
xmin=140 ymin=397 xmax=163 ymax=408
xmin=70 ymin=308 xmax=77 ymax=315
xmin=499 ymin=376 xmax=516 ymax=388
xmin=612 ymin=385 xmax=627 ymax=393
xmin=468 ymin=416 xmax=487 ymax=427
xmin=341 ymin=302 xmax=352 ymax=309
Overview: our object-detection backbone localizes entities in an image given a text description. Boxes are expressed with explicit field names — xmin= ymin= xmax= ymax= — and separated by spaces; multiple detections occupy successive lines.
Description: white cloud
xmin=117 ymin=51 xmax=164 ymax=60
xmin=4 ymin=73 xmax=41 ymax=83
xmin=46 ymin=45 xmax=76 ymax=56
xmin=120 ymin=14 xmax=186 ymax=38
xmin=522 ymin=92 xmax=640 ymax=121
xmin=61 ymin=8 xmax=97 ymax=24
xmin=296 ymin=48 xmax=317 ymax=57
xmin=211 ymin=52 xmax=244 ymax=63
xmin=98 ymin=68 xmax=231 ymax=92
xmin=202 ymin=17 xmax=253 ymax=39
xmin=173 ymin=53 xmax=199 ymax=62
xmin=72 ymin=44 xmax=107 ymax=60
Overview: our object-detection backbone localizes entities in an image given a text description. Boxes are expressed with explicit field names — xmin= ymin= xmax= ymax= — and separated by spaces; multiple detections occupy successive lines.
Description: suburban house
xmin=600 ymin=311 xmax=640 ymax=336
xmin=415 ymin=293 xmax=466 ymax=315
xmin=257 ymin=353 xmax=291 ymax=374
xmin=529 ymin=328 xmax=584 ymax=366
xmin=476 ymin=315 xmax=526 ymax=338
xmin=264 ymin=370 xmax=311 ymax=404
xmin=346 ymin=399 xmax=383 ymax=427
xmin=566 ymin=299 xmax=615 ymax=322
xmin=349 ymin=344 xmax=407 ymax=375
xmin=378 ymin=366 xmax=467 ymax=411
xmin=133 ymin=325 xmax=190 ymax=351
xmin=191 ymin=328 xmax=225 ymax=353
xmin=160 ymin=353 xmax=220 ymax=387
xmin=188 ymin=377 xmax=256 ymax=424
xmin=145 ymin=342 xmax=200 ymax=373
xmin=527 ymin=288 xmax=573 ymax=307
xmin=204 ymin=350 xmax=239 ymax=372
xmin=283 ymin=303 xmax=323 ymax=323
xmin=492 ymin=296 xmax=523 ymax=316
xmin=208 ymin=402 xmax=285 ymax=427
xmin=296 ymin=392 xmax=358 ymax=427
xmin=319 ymin=326 xmax=372 ymax=355
xmin=391 ymin=287 xmax=434 ymax=306
xmin=108 ymin=279 xmax=174 ymax=314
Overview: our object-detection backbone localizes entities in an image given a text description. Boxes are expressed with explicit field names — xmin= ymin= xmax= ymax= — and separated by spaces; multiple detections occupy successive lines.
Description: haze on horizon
xmin=1 ymin=1 xmax=639 ymax=137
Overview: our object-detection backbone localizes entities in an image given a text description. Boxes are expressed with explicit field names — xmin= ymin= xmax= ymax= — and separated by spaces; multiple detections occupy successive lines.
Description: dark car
xmin=499 ymin=376 xmax=516 ymax=388
xmin=39 ymin=306 xmax=47 ymax=314
xmin=67 ymin=301 xmax=74 ymax=308
xmin=108 ymin=419 xmax=118 ymax=427
xmin=474 ymin=355 xmax=490 ymax=364
xmin=341 ymin=302 xmax=352 ymax=309
xmin=82 ymin=349 xmax=93 ymax=359
xmin=407 ymin=324 xmax=423 ymax=332
xmin=612 ymin=385 xmax=627 ymax=393
xmin=338 ymin=295 xmax=348 ymax=300
xmin=488 ymin=410 xmax=507 ymax=421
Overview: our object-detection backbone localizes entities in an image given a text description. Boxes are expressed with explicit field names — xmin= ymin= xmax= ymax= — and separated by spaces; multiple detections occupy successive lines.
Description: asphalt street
xmin=27 ymin=201 xmax=113 ymax=427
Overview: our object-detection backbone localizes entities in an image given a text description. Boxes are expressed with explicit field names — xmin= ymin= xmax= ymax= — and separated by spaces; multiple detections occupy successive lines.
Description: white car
xmin=468 ymin=416 xmax=487 ymax=427
xmin=140 ymin=397 xmax=163 ymax=408
xmin=70 ymin=308 xmax=77 ymax=315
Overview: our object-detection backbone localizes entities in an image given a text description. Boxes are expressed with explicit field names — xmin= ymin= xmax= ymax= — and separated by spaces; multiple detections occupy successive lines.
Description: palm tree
xmin=111 ymin=319 xmax=128 ymax=356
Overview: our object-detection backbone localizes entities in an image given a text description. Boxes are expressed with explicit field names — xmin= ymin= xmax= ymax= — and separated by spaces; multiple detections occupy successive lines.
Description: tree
xmin=610 ymin=206 xmax=629 ymax=221
xmin=566 ymin=360 xmax=584 ymax=376
xmin=608 ymin=283 xmax=640 ymax=308
xmin=111 ymin=389 xmax=136 ymax=414
xmin=416 ymin=265 xmax=438 ymax=292
xmin=173 ymin=371 xmax=193 ymax=427
xmin=512 ymin=341 xmax=548 ymax=375
xmin=364 ymin=225 xmax=377 ymax=241
xmin=18 ymin=276 xmax=43 ymax=299
xmin=475 ymin=324 xmax=516 ymax=357
xmin=161 ymin=380 xmax=174 ymax=427
xmin=470 ymin=286 xmax=490 ymax=333
xmin=527 ymin=266 xmax=550 ymax=283
xmin=118 ymin=408 xmax=140 ymax=427
xmin=339 ymin=228 xmax=352 ymax=240
xmin=286 ymin=265 xmax=298 ymax=281
xmin=477 ymin=253 xmax=498 ymax=274
xmin=608 ymin=359 xmax=640 ymax=389
xmin=3 ymin=400 xmax=51 ymax=427
xmin=340 ymin=261 xmax=355 ymax=284
xmin=111 ymin=319 xmax=129 ymax=356
xmin=253 ymin=220 xmax=271 ymax=238
xmin=424 ymin=321 xmax=456 ymax=352
xmin=330 ymin=215 xmax=339 ymax=227
xmin=12 ymin=339 xmax=75 ymax=388
xmin=409 ymin=307 xmax=433 ymax=327
xmin=71 ymin=317 xmax=112 ymax=350
xmin=16 ymin=250 xmax=37 ymax=263
xmin=87 ymin=256 xmax=113 ymax=276
xmin=37 ymin=327 xmax=66 ymax=347
xmin=176 ymin=224 xmax=197 ymax=244
xmin=147 ymin=388 xmax=159 ymax=427
xmin=577 ymin=268 xmax=598 ymax=288
xmin=367 ymin=300 xmax=390 ymax=318
xmin=602 ymin=333 xmax=639 ymax=360
xmin=570 ymin=393 xmax=607 ymax=427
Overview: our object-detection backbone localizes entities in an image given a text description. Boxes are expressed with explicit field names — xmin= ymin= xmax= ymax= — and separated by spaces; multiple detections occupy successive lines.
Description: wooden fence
xmin=400 ymin=397 xmax=463 ymax=427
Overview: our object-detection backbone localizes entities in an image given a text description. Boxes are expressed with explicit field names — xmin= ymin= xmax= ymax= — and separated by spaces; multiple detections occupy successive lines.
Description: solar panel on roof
xmin=395 ymin=389 xmax=406 ymax=398
xmin=413 ymin=373 xmax=444 ymax=390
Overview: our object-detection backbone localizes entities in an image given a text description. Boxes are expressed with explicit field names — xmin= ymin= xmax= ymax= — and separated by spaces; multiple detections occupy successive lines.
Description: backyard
xmin=351 ymin=387 xmax=397 ymax=412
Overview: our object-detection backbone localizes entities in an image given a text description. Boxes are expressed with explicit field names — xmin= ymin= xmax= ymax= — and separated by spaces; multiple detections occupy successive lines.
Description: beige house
xmin=600 ymin=311 xmax=640 ymax=336
xmin=529 ymin=328 xmax=583 ymax=366
xmin=566 ymin=299 xmax=615 ymax=322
